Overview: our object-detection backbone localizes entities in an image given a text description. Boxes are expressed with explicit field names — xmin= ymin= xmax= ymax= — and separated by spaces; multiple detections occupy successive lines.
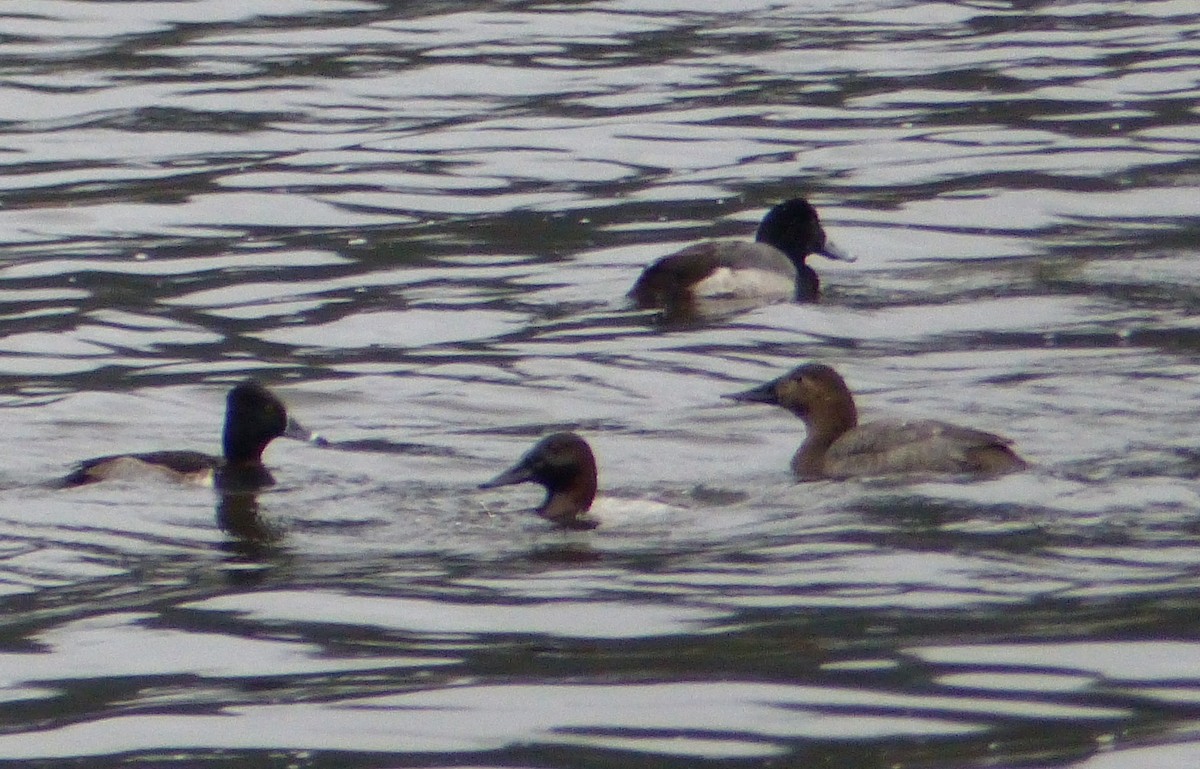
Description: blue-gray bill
xmin=283 ymin=415 xmax=328 ymax=447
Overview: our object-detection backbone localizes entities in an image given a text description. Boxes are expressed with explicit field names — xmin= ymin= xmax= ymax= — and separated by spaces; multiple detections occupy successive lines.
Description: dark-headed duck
xmin=480 ymin=432 xmax=599 ymax=529
xmin=727 ymin=363 xmax=1027 ymax=480
xmin=628 ymin=197 xmax=853 ymax=318
xmin=62 ymin=379 xmax=318 ymax=490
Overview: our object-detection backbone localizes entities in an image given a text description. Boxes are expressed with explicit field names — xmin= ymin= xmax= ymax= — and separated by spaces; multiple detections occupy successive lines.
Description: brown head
xmin=726 ymin=363 xmax=859 ymax=445
xmin=727 ymin=363 xmax=857 ymax=423
xmin=480 ymin=432 xmax=599 ymax=528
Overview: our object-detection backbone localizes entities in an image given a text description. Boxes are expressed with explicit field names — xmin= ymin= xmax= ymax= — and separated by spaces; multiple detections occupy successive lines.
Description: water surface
xmin=1 ymin=0 xmax=1200 ymax=766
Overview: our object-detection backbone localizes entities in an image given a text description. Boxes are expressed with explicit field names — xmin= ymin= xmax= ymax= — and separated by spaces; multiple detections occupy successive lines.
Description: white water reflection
xmin=189 ymin=590 xmax=724 ymax=637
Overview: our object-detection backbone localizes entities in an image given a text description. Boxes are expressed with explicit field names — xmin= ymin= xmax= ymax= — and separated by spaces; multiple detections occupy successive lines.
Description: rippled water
xmin=1 ymin=0 xmax=1199 ymax=766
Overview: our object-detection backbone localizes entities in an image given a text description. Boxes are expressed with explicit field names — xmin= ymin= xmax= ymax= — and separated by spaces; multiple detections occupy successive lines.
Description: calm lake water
xmin=1 ymin=0 xmax=1199 ymax=766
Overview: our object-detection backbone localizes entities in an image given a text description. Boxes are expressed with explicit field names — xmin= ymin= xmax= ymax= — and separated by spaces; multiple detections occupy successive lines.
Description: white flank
xmin=690 ymin=267 xmax=793 ymax=300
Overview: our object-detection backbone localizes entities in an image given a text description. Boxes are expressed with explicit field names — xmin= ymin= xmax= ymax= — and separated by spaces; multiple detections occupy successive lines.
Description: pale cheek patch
xmin=691 ymin=267 xmax=794 ymax=300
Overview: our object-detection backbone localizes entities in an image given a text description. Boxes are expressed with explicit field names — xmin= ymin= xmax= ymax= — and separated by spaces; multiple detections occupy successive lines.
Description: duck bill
xmin=724 ymin=380 xmax=781 ymax=405
xmin=480 ymin=461 xmax=534 ymax=489
xmin=283 ymin=416 xmax=328 ymax=446
xmin=817 ymin=238 xmax=855 ymax=262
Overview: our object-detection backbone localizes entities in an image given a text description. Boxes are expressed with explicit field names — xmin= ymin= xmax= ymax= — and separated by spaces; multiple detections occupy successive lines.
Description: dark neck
xmin=537 ymin=481 xmax=596 ymax=526
xmin=223 ymin=431 xmax=267 ymax=465
xmin=793 ymin=263 xmax=820 ymax=301
xmin=215 ymin=461 xmax=275 ymax=491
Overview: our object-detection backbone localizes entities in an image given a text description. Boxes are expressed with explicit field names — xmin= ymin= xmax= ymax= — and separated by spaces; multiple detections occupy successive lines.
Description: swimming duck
xmin=480 ymin=432 xmax=599 ymax=529
xmin=62 ymin=379 xmax=317 ymax=489
xmin=727 ymin=363 xmax=1027 ymax=480
xmin=628 ymin=197 xmax=853 ymax=318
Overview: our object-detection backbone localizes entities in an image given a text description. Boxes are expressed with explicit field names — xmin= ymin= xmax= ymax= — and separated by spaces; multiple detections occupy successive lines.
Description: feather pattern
xmin=628 ymin=197 xmax=852 ymax=319
xmin=728 ymin=364 xmax=1026 ymax=480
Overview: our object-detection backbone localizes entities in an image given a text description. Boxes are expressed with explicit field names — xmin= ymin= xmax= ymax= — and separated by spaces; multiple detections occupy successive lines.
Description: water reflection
xmin=215 ymin=491 xmax=281 ymax=562
xmin=1 ymin=0 xmax=1200 ymax=766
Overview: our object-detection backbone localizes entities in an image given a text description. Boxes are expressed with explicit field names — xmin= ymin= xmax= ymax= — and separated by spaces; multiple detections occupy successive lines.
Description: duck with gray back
xmin=629 ymin=197 xmax=853 ymax=320
xmin=727 ymin=363 xmax=1027 ymax=480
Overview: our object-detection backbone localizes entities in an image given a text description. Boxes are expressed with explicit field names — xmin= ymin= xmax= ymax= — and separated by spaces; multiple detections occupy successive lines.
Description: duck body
xmin=728 ymin=363 xmax=1026 ymax=480
xmin=628 ymin=197 xmax=853 ymax=318
xmin=62 ymin=379 xmax=314 ymax=490
xmin=805 ymin=418 xmax=1025 ymax=480
xmin=480 ymin=432 xmax=599 ymax=529
xmin=63 ymin=450 xmax=221 ymax=486
xmin=629 ymin=241 xmax=800 ymax=309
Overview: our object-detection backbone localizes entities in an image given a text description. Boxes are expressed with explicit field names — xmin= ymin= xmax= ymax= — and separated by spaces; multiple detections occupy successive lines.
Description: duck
xmin=628 ymin=197 xmax=854 ymax=318
xmin=726 ymin=363 xmax=1027 ymax=480
xmin=61 ymin=379 xmax=318 ymax=490
xmin=480 ymin=432 xmax=600 ymax=529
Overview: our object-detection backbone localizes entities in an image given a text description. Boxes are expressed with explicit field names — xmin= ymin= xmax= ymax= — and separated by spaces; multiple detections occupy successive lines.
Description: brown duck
xmin=727 ymin=363 xmax=1027 ymax=480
